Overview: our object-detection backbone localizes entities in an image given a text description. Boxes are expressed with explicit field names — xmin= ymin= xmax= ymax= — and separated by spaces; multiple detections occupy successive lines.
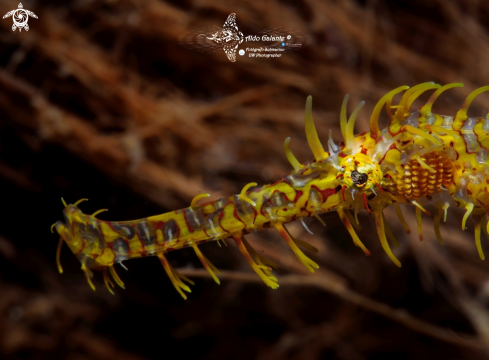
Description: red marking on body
xmin=233 ymin=203 xmax=247 ymax=227
xmin=468 ymin=189 xmax=473 ymax=195
xmin=360 ymin=147 xmax=368 ymax=155
xmin=294 ymin=190 xmax=303 ymax=203
xmin=376 ymin=183 xmax=385 ymax=192
xmin=152 ymin=221 xmax=165 ymax=232
xmin=341 ymin=186 xmax=346 ymax=201
xmin=182 ymin=211 xmax=195 ymax=233
xmin=362 ymin=193 xmax=371 ymax=213
xmin=338 ymin=152 xmax=347 ymax=158
xmin=217 ymin=209 xmax=231 ymax=233
xmin=311 ymin=185 xmax=341 ymax=202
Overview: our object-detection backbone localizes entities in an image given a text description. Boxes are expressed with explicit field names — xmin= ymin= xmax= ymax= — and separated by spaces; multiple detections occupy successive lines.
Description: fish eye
xmin=351 ymin=170 xmax=368 ymax=187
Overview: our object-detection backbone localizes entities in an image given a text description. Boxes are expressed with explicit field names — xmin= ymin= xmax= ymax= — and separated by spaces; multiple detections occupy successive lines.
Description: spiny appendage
xmin=233 ymin=234 xmax=279 ymax=289
xmin=389 ymin=151 xmax=453 ymax=200
xmin=273 ymin=222 xmax=319 ymax=272
xmin=54 ymin=197 xmax=125 ymax=294
xmin=337 ymin=207 xmax=370 ymax=255
xmin=158 ymin=252 xmax=195 ymax=300
xmin=372 ymin=205 xmax=401 ymax=267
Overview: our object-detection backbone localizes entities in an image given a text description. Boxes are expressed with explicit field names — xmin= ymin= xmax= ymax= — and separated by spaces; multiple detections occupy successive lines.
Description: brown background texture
xmin=1 ymin=0 xmax=489 ymax=359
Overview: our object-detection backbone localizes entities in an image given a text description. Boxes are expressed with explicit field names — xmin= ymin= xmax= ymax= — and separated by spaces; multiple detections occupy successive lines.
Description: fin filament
xmin=401 ymin=125 xmax=441 ymax=145
xmin=394 ymin=203 xmax=411 ymax=234
xmin=158 ymin=252 xmax=192 ymax=300
xmin=346 ymin=101 xmax=365 ymax=150
xmin=74 ymin=198 xmax=88 ymax=207
xmin=102 ymin=267 xmax=115 ymax=295
xmin=191 ymin=193 xmax=211 ymax=207
xmin=108 ymin=265 xmax=125 ymax=289
xmin=284 ymin=137 xmax=304 ymax=171
xmin=191 ymin=243 xmax=220 ymax=285
xmin=413 ymin=154 xmax=436 ymax=173
xmin=340 ymin=94 xmax=349 ymax=142
xmin=239 ymin=182 xmax=257 ymax=207
xmin=92 ymin=209 xmax=108 ymax=217
xmin=233 ymin=235 xmax=279 ymax=289
xmin=420 ymin=83 xmax=464 ymax=118
xmin=454 ymin=86 xmax=489 ymax=130
xmin=370 ymin=86 xmax=409 ymax=138
xmin=462 ymin=202 xmax=474 ymax=230
xmin=473 ymin=214 xmax=485 ymax=260
xmin=415 ymin=207 xmax=423 ymax=241
xmin=337 ymin=208 xmax=370 ymax=255
xmin=56 ymin=238 xmax=64 ymax=274
xmin=274 ymin=223 xmax=319 ymax=272
xmin=433 ymin=205 xmax=445 ymax=244
xmin=304 ymin=96 xmax=328 ymax=160
xmin=373 ymin=210 xmax=401 ymax=267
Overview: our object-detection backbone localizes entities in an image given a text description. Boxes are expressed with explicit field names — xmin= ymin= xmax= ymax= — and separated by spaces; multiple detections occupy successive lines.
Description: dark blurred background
xmin=1 ymin=0 xmax=489 ymax=359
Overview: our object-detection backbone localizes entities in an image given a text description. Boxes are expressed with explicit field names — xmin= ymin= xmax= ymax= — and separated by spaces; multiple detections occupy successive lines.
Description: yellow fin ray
xmin=402 ymin=125 xmax=442 ymax=145
xmin=108 ymin=265 xmax=125 ymax=289
xmin=473 ymin=214 xmax=485 ymax=260
xmin=74 ymin=198 xmax=88 ymax=207
xmin=337 ymin=208 xmax=370 ymax=255
xmin=274 ymin=223 xmax=319 ymax=272
xmin=233 ymin=235 xmax=279 ymax=289
xmin=191 ymin=193 xmax=210 ymax=207
xmin=238 ymin=182 xmax=257 ymax=207
xmin=345 ymin=101 xmax=365 ymax=150
xmin=413 ymin=154 xmax=436 ymax=173
xmin=82 ymin=264 xmax=96 ymax=291
xmin=420 ymin=83 xmax=464 ymax=118
xmin=158 ymin=252 xmax=192 ymax=300
xmin=433 ymin=205 xmax=445 ymax=245
xmin=92 ymin=209 xmax=108 ymax=218
xmin=370 ymin=86 xmax=409 ymax=137
xmin=394 ymin=203 xmax=411 ymax=234
xmin=373 ymin=209 xmax=401 ymax=267
xmin=56 ymin=237 xmax=64 ymax=274
xmin=284 ymin=137 xmax=304 ymax=171
xmin=405 ymin=84 xmax=440 ymax=112
xmin=383 ymin=218 xmax=399 ymax=248
xmin=394 ymin=82 xmax=435 ymax=123
xmin=462 ymin=202 xmax=474 ymax=230
xmin=454 ymin=86 xmax=489 ymax=130
xmin=191 ymin=243 xmax=220 ymax=285
xmin=241 ymin=236 xmax=281 ymax=274
xmin=304 ymin=96 xmax=328 ymax=161
xmin=415 ymin=207 xmax=423 ymax=241
xmin=102 ymin=267 xmax=115 ymax=295
xmin=344 ymin=208 xmax=363 ymax=233
xmin=340 ymin=94 xmax=349 ymax=142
